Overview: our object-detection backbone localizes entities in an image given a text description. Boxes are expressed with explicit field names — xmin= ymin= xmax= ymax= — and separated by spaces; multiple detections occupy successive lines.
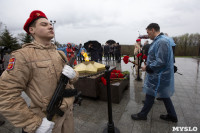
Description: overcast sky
xmin=0 ymin=0 xmax=200 ymax=45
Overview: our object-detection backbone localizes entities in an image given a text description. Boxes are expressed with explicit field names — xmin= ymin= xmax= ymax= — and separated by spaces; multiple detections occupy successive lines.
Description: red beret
xmin=23 ymin=10 xmax=47 ymax=34
xmin=136 ymin=39 xmax=141 ymax=42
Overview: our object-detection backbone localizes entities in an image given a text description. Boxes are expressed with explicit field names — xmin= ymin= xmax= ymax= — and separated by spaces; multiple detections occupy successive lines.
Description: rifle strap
xmin=57 ymin=51 xmax=67 ymax=63
xmin=63 ymin=89 xmax=78 ymax=97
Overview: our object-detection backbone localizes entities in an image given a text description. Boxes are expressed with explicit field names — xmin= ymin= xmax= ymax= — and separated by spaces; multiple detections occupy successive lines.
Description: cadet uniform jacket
xmin=134 ymin=43 xmax=141 ymax=56
xmin=0 ymin=41 xmax=79 ymax=133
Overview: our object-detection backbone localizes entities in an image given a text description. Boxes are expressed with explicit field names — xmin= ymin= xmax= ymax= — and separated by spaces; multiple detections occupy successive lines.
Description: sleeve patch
xmin=6 ymin=58 xmax=16 ymax=71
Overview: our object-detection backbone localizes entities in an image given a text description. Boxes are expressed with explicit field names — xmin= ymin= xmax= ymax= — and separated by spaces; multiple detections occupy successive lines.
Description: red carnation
xmin=118 ymin=73 xmax=124 ymax=78
xmin=142 ymin=54 xmax=147 ymax=60
xmin=101 ymin=77 xmax=107 ymax=85
xmin=123 ymin=56 xmax=129 ymax=64
xmin=137 ymin=53 xmax=142 ymax=58
xmin=116 ymin=70 xmax=121 ymax=73
xmin=110 ymin=73 xmax=117 ymax=79
xmin=112 ymin=69 xmax=117 ymax=73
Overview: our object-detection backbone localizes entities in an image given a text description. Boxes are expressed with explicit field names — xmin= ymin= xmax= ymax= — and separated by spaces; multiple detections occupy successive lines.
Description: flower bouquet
xmin=123 ymin=54 xmax=147 ymax=65
xmin=101 ymin=69 xmax=130 ymax=85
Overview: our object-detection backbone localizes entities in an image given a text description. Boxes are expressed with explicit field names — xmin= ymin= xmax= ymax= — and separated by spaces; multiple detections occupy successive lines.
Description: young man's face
xmin=146 ymin=28 xmax=155 ymax=40
xmin=30 ymin=18 xmax=54 ymax=40
xmin=137 ymin=41 xmax=141 ymax=45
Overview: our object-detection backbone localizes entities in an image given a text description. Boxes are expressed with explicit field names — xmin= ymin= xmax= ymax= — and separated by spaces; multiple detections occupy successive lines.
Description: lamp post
xmin=50 ymin=20 xmax=56 ymax=43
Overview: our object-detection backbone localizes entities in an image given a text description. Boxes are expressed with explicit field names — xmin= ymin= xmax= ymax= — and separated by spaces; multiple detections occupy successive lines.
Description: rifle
xmin=46 ymin=44 xmax=82 ymax=121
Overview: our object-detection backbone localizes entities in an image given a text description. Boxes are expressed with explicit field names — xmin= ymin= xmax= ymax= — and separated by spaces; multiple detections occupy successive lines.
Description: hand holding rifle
xmin=46 ymin=44 xmax=82 ymax=121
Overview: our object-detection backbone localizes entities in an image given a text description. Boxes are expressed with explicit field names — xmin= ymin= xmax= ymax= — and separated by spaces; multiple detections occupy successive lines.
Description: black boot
xmin=131 ymin=114 xmax=147 ymax=120
xmin=156 ymin=98 xmax=163 ymax=101
xmin=160 ymin=114 xmax=178 ymax=123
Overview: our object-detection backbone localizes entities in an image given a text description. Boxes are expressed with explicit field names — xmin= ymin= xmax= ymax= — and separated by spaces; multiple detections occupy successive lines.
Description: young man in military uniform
xmin=0 ymin=10 xmax=79 ymax=133
xmin=134 ymin=39 xmax=142 ymax=75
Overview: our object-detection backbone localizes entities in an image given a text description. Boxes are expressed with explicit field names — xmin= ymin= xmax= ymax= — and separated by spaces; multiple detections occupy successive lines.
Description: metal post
xmin=136 ymin=53 xmax=142 ymax=81
xmin=103 ymin=65 xmax=120 ymax=133
xmin=50 ymin=20 xmax=56 ymax=43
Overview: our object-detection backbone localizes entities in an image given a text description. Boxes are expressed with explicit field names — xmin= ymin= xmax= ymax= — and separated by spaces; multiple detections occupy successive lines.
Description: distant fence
xmin=174 ymin=45 xmax=200 ymax=56
xmin=120 ymin=45 xmax=200 ymax=56
xmin=121 ymin=45 xmax=135 ymax=56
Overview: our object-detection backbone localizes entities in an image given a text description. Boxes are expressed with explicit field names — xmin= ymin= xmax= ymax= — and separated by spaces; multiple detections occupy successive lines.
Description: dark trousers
xmin=99 ymin=54 xmax=102 ymax=61
xmin=139 ymin=94 xmax=177 ymax=118
xmin=78 ymin=55 xmax=83 ymax=62
xmin=104 ymin=53 xmax=109 ymax=60
xmin=115 ymin=53 xmax=121 ymax=62
xmin=115 ymin=53 xmax=119 ymax=61
xmin=109 ymin=53 xmax=114 ymax=60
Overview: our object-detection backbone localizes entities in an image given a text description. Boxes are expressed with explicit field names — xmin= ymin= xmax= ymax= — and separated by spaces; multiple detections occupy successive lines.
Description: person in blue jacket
xmin=131 ymin=23 xmax=178 ymax=122
xmin=77 ymin=46 xmax=87 ymax=62
xmin=57 ymin=46 xmax=67 ymax=56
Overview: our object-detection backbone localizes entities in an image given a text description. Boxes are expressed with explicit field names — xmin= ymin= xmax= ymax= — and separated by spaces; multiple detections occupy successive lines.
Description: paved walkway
xmin=0 ymin=57 xmax=200 ymax=133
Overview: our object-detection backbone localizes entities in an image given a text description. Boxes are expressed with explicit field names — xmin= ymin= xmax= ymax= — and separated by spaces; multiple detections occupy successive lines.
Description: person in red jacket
xmin=66 ymin=43 xmax=77 ymax=66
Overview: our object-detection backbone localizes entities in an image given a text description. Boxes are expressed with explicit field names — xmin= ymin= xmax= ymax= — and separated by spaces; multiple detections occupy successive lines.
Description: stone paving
xmin=0 ymin=57 xmax=200 ymax=133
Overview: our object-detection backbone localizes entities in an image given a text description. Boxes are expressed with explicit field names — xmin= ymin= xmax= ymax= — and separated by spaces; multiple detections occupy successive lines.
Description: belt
xmin=63 ymin=89 xmax=78 ymax=97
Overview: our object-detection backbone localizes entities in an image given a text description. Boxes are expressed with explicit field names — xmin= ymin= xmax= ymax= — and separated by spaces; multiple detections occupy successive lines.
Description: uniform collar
xmin=22 ymin=40 xmax=56 ymax=49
